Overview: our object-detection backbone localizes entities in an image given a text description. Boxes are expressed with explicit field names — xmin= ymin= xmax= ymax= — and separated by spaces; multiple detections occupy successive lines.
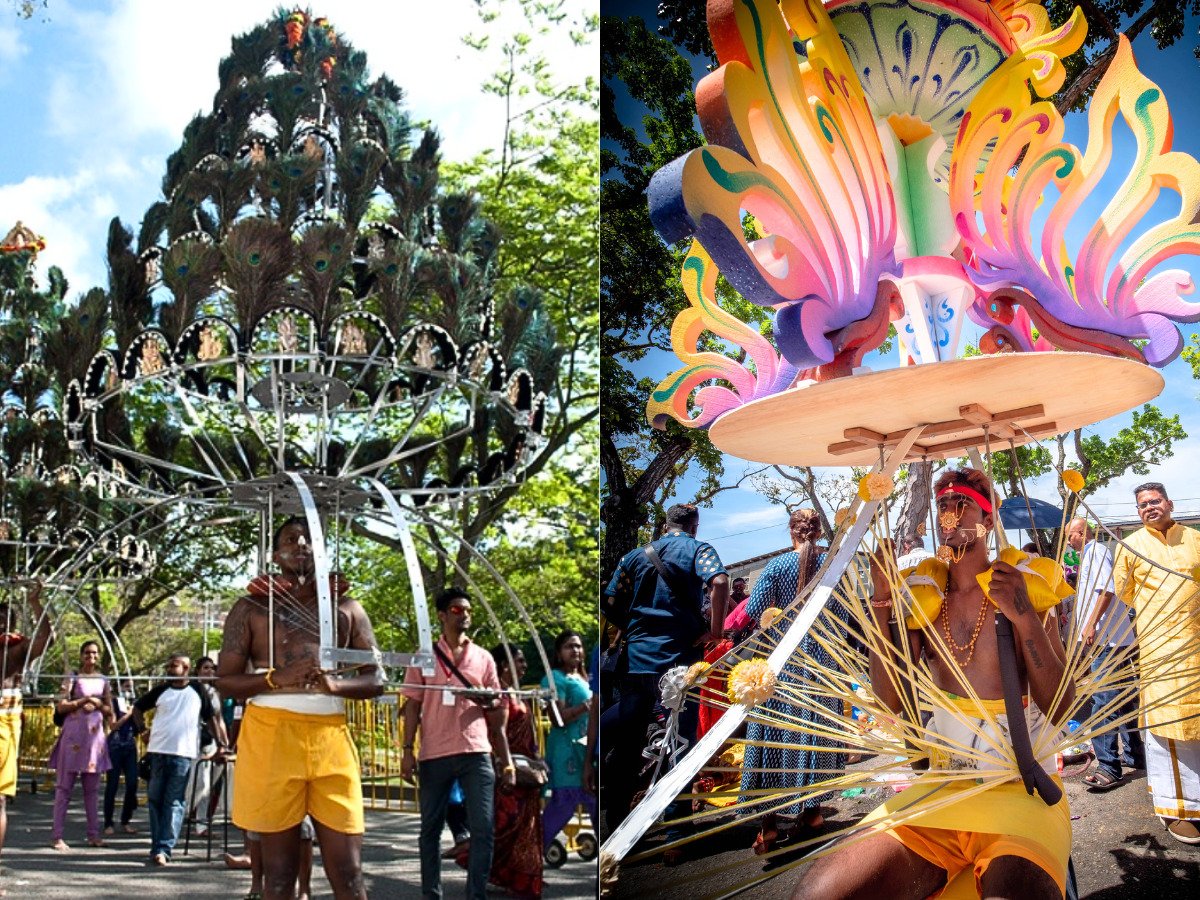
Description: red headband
xmin=937 ymin=483 xmax=993 ymax=514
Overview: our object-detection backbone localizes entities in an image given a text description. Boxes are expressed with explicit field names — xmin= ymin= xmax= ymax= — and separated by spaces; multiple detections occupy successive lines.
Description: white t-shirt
xmin=1074 ymin=539 xmax=1133 ymax=647
xmin=135 ymin=681 xmax=214 ymax=759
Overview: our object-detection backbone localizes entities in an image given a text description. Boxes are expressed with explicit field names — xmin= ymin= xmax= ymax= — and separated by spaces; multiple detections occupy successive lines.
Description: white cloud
xmin=51 ymin=0 xmax=594 ymax=163
xmin=0 ymin=17 xmax=26 ymax=68
xmin=0 ymin=168 xmax=125 ymax=292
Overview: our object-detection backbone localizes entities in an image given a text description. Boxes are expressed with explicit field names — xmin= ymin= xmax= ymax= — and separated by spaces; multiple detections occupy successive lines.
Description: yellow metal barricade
xmin=16 ymin=702 xmax=56 ymax=792
xmin=18 ymin=689 xmax=551 ymax=813
xmin=346 ymin=686 xmax=551 ymax=812
xmin=346 ymin=691 xmax=418 ymax=812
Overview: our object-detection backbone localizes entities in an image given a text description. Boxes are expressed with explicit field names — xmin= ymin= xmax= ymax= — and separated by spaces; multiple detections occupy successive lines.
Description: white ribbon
xmin=903 ymin=574 xmax=944 ymax=594
xmin=640 ymin=666 xmax=691 ymax=785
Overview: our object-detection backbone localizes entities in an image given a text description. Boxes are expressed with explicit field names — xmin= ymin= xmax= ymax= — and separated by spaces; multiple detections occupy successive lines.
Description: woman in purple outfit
xmin=49 ymin=640 xmax=113 ymax=850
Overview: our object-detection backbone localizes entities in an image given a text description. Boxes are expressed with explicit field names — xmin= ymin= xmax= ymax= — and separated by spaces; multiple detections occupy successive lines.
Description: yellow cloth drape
xmin=1113 ymin=523 xmax=1200 ymax=741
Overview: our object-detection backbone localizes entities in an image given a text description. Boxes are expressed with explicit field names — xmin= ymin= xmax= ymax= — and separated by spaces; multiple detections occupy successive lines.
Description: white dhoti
xmin=1145 ymin=731 xmax=1200 ymax=822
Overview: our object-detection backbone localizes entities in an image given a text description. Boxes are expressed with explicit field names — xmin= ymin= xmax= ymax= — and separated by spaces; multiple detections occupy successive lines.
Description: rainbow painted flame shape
xmin=646 ymin=0 xmax=1200 ymax=430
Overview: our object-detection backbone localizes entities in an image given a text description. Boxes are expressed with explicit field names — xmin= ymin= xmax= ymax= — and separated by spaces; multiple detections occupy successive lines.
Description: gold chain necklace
xmin=938 ymin=587 xmax=991 ymax=666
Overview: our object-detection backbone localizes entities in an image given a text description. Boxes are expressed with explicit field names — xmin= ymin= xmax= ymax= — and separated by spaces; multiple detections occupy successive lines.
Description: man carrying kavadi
xmin=793 ymin=468 xmax=1076 ymax=900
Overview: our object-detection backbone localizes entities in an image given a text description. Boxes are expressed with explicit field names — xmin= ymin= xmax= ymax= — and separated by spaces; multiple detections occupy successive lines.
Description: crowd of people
xmin=600 ymin=476 xmax=1200 ymax=894
xmin=0 ymin=517 xmax=597 ymax=900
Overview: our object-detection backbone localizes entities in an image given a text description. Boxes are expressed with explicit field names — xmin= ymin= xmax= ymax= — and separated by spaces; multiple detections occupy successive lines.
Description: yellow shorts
xmin=0 ymin=714 xmax=20 ymax=797
xmin=889 ymin=823 xmax=1066 ymax=897
xmin=232 ymin=704 xmax=364 ymax=834
xmin=865 ymin=776 xmax=1071 ymax=897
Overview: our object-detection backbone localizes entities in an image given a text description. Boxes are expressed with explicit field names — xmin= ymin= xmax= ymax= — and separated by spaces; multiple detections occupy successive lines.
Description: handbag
xmin=52 ymin=677 xmax=78 ymax=727
xmin=511 ymin=753 xmax=549 ymax=788
xmin=138 ymin=754 xmax=153 ymax=783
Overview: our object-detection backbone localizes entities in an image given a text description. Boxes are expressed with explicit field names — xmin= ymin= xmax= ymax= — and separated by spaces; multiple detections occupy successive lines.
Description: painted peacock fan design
xmin=646 ymin=0 xmax=1199 ymax=433
xmin=608 ymin=0 xmax=1200 ymax=893
xmin=57 ymin=9 xmax=553 ymax=512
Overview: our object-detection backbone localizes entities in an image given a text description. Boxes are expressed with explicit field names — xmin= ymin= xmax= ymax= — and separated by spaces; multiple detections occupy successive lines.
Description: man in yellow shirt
xmin=1105 ymin=482 xmax=1200 ymax=845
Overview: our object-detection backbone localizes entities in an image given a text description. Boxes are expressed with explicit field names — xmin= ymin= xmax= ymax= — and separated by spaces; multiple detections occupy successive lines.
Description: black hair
xmin=665 ymin=503 xmax=699 ymax=530
xmin=435 ymin=586 xmax=470 ymax=613
xmin=1133 ymin=482 xmax=1168 ymax=499
xmin=733 ymin=576 xmax=746 ymax=584
xmin=552 ymin=630 xmax=584 ymax=670
xmin=197 ymin=656 xmax=215 ymax=668
xmin=79 ymin=639 xmax=101 ymax=656
xmin=490 ymin=643 xmax=523 ymax=668
xmin=273 ymin=516 xmax=308 ymax=550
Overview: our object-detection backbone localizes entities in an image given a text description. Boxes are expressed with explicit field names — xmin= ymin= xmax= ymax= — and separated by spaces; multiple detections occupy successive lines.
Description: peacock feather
xmin=258 ymin=152 xmax=322 ymax=227
xmin=41 ymin=287 xmax=109 ymax=391
xmin=294 ymin=222 xmax=354 ymax=335
xmin=159 ymin=235 xmax=223 ymax=343
xmin=221 ymin=218 xmax=295 ymax=336
xmin=106 ymin=219 xmax=152 ymax=353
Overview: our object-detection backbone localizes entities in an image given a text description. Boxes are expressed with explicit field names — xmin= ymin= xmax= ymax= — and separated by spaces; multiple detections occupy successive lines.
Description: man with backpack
xmin=600 ymin=503 xmax=729 ymax=850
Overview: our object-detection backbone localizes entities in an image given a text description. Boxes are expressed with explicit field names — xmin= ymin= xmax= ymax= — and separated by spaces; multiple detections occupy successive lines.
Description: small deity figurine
xmin=198 ymin=325 xmax=224 ymax=361
xmin=339 ymin=322 xmax=367 ymax=355
xmin=413 ymin=333 xmax=436 ymax=369
xmin=143 ymin=251 xmax=161 ymax=285
xmin=140 ymin=340 xmax=165 ymax=376
xmin=279 ymin=314 xmax=299 ymax=354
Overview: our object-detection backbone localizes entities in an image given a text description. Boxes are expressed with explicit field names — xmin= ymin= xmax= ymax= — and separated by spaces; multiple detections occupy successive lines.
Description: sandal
xmin=751 ymin=814 xmax=779 ymax=856
xmin=1083 ymin=769 xmax=1122 ymax=791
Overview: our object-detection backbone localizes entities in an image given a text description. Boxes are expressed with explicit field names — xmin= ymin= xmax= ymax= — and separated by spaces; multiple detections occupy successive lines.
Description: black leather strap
xmin=995 ymin=612 xmax=1061 ymax=805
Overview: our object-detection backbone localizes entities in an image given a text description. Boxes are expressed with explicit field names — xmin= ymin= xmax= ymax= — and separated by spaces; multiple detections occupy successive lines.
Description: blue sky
xmin=603 ymin=3 xmax=1200 ymax=565
xmin=0 ymin=0 xmax=595 ymax=294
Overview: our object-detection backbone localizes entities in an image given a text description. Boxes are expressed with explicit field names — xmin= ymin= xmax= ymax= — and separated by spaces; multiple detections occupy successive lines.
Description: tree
xmin=1045 ymin=0 xmax=1200 ymax=113
xmin=11 ymin=6 xmax=595 ymax=655
xmin=438 ymin=0 xmax=600 ymax=590
xmin=601 ymin=12 xmax=768 ymax=578
xmin=352 ymin=0 xmax=600 ymax=660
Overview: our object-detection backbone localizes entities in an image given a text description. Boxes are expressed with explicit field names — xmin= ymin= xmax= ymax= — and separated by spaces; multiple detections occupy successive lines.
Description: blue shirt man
xmin=600 ymin=503 xmax=728 ymax=840
xmin=605 ymin=516 xmax=727 ymax=674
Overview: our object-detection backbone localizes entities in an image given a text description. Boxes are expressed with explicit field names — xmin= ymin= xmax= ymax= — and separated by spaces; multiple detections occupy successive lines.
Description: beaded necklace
xmin=938 ymin=585 xmax=991 ymax=666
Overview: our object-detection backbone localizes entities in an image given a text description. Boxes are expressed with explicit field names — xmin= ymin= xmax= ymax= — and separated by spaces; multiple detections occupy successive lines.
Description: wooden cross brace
xmin=828 ymin=403 xmax=1055 ymax=460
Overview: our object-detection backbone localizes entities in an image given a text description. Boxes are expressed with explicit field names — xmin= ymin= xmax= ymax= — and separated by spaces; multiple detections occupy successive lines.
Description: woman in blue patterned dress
xmin=739 ymin=508 xmax=850 ymax=854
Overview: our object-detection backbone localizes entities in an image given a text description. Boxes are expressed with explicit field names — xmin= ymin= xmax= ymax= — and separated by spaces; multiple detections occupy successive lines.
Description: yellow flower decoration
xmin=727 ymin=658 xmax=777 ymax=707
xmin=857 ymin=473 xmax=894 ymax=502
xmin=684 ymin=661 xmax=709 ymax=686
xmin=834 ymin=507 xmax=856 ymax=529
xmin=759 ymin=607 xmax=784 ymax=629
xmin=1191 ymin=565 xmax=1200 ymax=583
xmin=1062 ymin=470 xmax=1085 ymax=493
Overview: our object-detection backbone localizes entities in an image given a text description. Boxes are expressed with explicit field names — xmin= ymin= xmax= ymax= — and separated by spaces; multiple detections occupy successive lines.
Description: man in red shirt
xmin=402 ymin=588 xmax=515 ymax=900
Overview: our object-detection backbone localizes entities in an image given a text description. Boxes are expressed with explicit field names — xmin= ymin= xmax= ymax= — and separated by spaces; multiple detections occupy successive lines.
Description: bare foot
xmin=122 ymin=824 xmax=138 ymax=834
xmin=224 ymin=852 xmax=252 ymax=870
xmin=103 ymin=826 xmax=115 ymax=836
xmin=50 ymin=839 xmax=69 ymax=852
xmin=87 ymin=838 xmax=107 ymax=848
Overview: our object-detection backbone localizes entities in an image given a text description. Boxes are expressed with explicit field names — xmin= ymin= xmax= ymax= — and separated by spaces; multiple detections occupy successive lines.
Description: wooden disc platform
xmin=707 ymin=353 xmax=1164 ymax=467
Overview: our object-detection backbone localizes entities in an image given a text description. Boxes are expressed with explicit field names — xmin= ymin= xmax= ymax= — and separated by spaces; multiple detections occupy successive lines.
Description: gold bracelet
xmin=502 ymin=764 xmax=516 ymax=773
xmin=264 ymin=669 xmax=278 ymax=690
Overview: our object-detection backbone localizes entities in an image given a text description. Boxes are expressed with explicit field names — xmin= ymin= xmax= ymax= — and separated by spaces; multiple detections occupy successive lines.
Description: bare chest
xmin=247 ymin=602 xmax=353 ymax=666
xmin=925 ymin=588 xmax=1007 ymax=697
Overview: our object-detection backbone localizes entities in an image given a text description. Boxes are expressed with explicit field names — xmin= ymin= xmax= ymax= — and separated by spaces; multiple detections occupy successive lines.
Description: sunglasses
xmin=447 ymin=604 xmax=469 ymax=615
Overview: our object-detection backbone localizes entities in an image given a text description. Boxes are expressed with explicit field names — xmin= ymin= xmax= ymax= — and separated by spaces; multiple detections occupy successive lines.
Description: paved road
xmin=1 ymin=789 xmax=597 ymax=898
xmin=606 ymin=757 xmax=1200 ymax=899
